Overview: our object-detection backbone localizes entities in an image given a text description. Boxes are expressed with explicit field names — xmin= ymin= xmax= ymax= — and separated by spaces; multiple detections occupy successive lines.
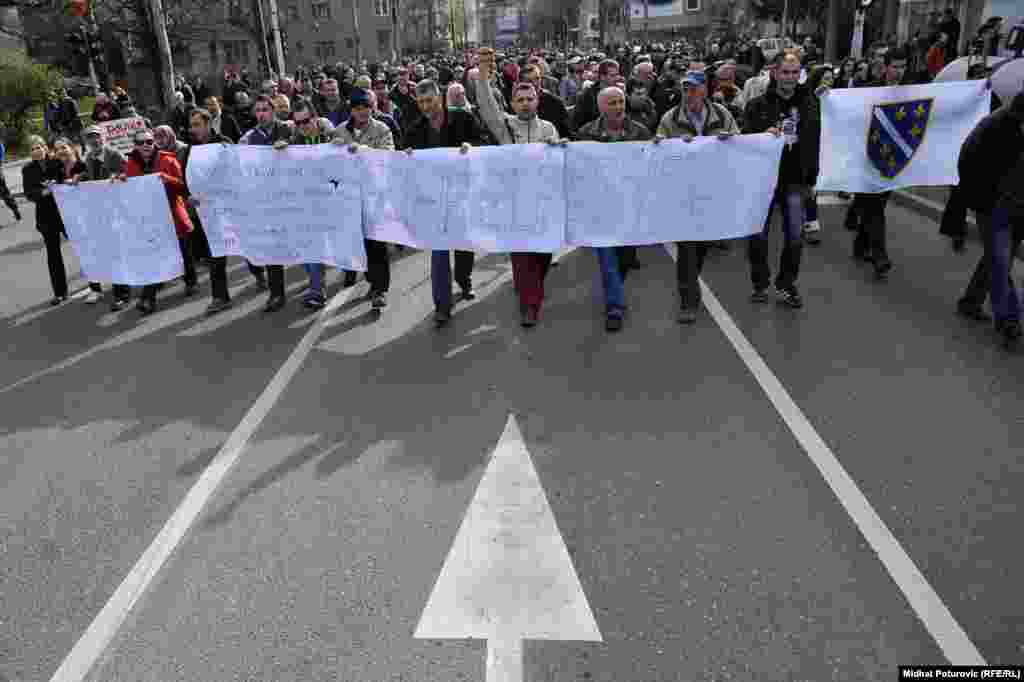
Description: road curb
xmin=891 ymin=188 xmax=1023 ymax=262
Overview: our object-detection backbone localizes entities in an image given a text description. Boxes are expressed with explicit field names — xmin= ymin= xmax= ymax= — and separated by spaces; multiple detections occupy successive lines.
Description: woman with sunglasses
xmin=113 ymin=129 xmax=195 ymax=316
xmin=22 ymin=136 xmax=83 ymax=305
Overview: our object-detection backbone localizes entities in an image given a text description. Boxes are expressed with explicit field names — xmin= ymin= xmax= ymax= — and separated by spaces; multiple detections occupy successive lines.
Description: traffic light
xmin=65 ymin=0 xmax=89 ymax=17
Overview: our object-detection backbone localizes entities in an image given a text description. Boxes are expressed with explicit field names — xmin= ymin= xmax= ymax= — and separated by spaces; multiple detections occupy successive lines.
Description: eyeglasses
xmin=134 ymin=139 xmax=156 ymax=146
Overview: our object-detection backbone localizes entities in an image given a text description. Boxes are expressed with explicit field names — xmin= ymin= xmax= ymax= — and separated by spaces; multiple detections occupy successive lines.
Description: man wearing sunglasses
xmin=114 ymin=130 xmax=196 ymax=315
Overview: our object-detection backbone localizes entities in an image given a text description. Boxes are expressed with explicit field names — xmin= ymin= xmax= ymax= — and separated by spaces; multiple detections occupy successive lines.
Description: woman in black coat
xmin=22 ymin=136 xmax=85 ymax=305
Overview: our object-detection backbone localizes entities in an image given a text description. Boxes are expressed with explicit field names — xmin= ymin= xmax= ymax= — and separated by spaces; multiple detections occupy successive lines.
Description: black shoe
xmin=457 ymin=287 xmax=476 ymax=302
xmin=49 ymin=295 xmax=68 ymax=306
xmin=873 ymin=257 xmax=892 ymax=279
xmin=136 ymin=299 xmax=156 ymax=316
xmin=952 ymin=236 xmax=966 ymax=253
xmin=434 ymin=308 xmax=451 ymax=327
xmin=996 ymin=319 xmax=1022 ymax=346
xmin=520 ymin=304 xmax=538 ymax=328
xmin=370 ymin=291 xmax=388 ymax=309
xmin=13 ymin=210 xmax=22 ymax=222
xmin=750 ymin=288 xmax=771 ymax=303
xmin=957 ymin=301 xmax=991 ymax=321
xmin=184 ymin=282 xmax=199 ymax=297
xmin=677 ymin=305 xmax=698 ymax=324
xmin=205 ymin=298 xmax=232 ymax=315
xmin=111 ymin=298 xmax=129 ymax=311
xmin=342 ymin=271 xmax=358 ymax=288
xmin=264 ymin=295 xmax=285 ymax=313
xmin=775 ymin=286 xmax=803 ymax=309
xmin=253 ymin=272 xmax=267 ymax=290
xmin=605 ymin=313 xmax=624 ymax=332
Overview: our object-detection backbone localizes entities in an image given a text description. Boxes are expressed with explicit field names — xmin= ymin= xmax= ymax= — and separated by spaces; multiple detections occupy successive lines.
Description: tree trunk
xmin=825 ymin=0 xmax=839 ymax=62
xmin=146 ymin=0 xmax=176 ymax=111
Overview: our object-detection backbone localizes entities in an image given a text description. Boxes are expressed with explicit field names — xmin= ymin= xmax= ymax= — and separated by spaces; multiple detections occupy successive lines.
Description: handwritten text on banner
xmin=53 ymin=174 xmax=184 ymax=285
xmin=186 ymin=143 xmax=368 ymax=270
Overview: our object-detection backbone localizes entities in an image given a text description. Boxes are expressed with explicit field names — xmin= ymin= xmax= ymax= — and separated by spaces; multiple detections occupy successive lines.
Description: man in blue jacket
xmin=0 ymin=139 xmax=23 ymax=223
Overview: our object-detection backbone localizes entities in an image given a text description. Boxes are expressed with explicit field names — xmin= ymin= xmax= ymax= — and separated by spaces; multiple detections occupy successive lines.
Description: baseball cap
xmin=681 ymin=70 xmax=707 ymax=87
xmin=350 ymin=88 xmax=371 ymax=108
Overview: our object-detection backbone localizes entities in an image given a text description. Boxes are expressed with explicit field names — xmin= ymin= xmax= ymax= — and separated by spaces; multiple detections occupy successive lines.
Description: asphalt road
xmin=1 ymin=195 xmax=1021 ymax=682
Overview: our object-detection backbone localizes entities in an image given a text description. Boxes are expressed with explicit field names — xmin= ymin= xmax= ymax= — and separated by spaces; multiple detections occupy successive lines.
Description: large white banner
xmin=817 ymin=80 xmax=990 ymax=193
xmin=629 ymin=0 xmax=683 ymax=18
xmin=567 ymin=135 xmax=785 ymax=247
xmin=186 ymin=143 xmax=368 ymax=270
xmin=53 ymin=174 xmax=184 ymax=285
xmin=362 ymin=144 xmax=566 ymax=253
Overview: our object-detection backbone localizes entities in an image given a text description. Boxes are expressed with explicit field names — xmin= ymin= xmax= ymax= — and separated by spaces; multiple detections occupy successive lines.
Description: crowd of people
xmin=16 ymin=31 xmax=1023 ymax=347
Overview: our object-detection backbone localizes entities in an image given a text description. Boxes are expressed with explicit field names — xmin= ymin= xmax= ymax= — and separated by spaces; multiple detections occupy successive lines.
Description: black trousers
xmin=140 ymin=236 xmax=197 ymax=302
xmin=344 ymin=239 xmax=391 ymax=293
xmin=960 ymin=215 xmax=1024 ymax=310
xmin=939 ymin=185 xmax=968 ymax=241
xmin=40 ymin=226 xmax=68 ymax=298
xmin=617 ymin=245 xmax=637 ymax=282
xmin=208 ymin=258 xmax=279 ymax=301
xmin=852 ymin=192 xmax=891 ymax=261
xmin=676 ymin=241 xmax=710 ymax=307
xmin=0 ymin=175 xmax=18 ymax=216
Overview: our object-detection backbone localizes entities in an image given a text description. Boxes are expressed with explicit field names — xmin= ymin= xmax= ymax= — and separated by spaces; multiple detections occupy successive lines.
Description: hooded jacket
xmin=958 ymin=93 xmax=1024 ymax=215
xmin=744 ymin=80 xmax=821 ymax=187
xmin=123 ymin=150 xmax=193 ymax=238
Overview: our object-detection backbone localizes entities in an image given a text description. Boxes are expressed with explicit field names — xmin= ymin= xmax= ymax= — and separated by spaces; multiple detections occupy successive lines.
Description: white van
xmin=757 ymin=37 xmax=795 ymax=61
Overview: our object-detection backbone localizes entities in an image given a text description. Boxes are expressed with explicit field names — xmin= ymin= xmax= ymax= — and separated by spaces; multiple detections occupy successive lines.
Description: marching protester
xmin=801 ymin=63 xmax=835 ymax=246
xmin=114 ymin=128 xmax=197 ymax=315
xmin=577 ymin=86 xmax=653 ymax=331
xmin=954 ymin=90 xmax=1024 ymax=347
xmin=327 ymin=88 xmax=396 ymax=311
xmin=202 ymin=95 xmax=242 ymax=143
xmin=654 ymin=67 xmax=740 ymax=323
xmin=236 ymin=94 xmax=295 ymax=313
xmin=22 ymin=136 xmax=82 ymax=305
xmin=845 ymin=48 xmax=911 ymax=280
xmin=572 ymin=59 xmax=622 ymax=132
xmin=71 ymin=125 xmax=126 ymax=306
xmin=475 ymin=47 xmax=564 ymax=328
xmin=0 ymin=137 xmax=23 ymax=224
xmin=403 ymin=79 xmax=482 ymax=328
xmin=743 ymin=49 xmax=822 ymax=309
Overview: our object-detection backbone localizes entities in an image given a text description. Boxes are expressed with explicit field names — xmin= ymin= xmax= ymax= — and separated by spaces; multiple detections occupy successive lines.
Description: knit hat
xmin=350 ymin=88 xmax=371 ymax=108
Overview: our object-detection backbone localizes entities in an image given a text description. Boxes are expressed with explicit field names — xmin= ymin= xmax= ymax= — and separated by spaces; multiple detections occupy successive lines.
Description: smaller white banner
xmin=95 ymin=117 xmax=148 ymax=155
xmin=53 ymin=174 xmax=184 ymax=285
xmin=817 ymin=80 xmax=991 ymax=193
xmin=566 ymin=135 xmax=784 ymax=247
xmin=362 ymin=144 xmax=566 ymax=253
xmin=186 ymin=143 xmax=368 ymax=270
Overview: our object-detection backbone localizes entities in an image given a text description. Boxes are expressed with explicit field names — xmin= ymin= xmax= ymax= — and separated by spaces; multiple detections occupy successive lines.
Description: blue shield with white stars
xmin=866 ymin=99 xmax=933 ymax=179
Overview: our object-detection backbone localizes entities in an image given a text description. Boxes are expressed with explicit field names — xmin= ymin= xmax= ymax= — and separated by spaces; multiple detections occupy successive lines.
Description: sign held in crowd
xmin=93 ymin=117 xmax=148 ymax=155
xmin=53 ymin=174 xmax=185 ymax=286
xmin=186 ymin=144 xmax=369 ymax=271
xmin=817 ymin=80 xmax=991 ymax=194
xmin=566 ymin=135 xmax=785 ymax=246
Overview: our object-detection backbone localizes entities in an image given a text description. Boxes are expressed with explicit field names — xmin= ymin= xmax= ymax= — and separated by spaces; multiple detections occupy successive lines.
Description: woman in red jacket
xmin=115 ymin=128 xmax=197 ymax=315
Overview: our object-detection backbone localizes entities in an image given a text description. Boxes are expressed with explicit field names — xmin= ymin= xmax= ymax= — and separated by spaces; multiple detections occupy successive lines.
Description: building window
xmin=685 ymin=0 xmax=700 ymax=10
xmin=374 ymin=0 xmax=389 ymax=17
xmin=315 ymin=40 xmax=336 ymax=59
xmin=286 ymin=4 xmax=299 ymax=20
xmin=223 ymin=40 xmax=250 ymax=64
xmin=312 ymin=1 xmax=331 ymax=19
xmin=377 ymin=29 xmax=390 ymax=51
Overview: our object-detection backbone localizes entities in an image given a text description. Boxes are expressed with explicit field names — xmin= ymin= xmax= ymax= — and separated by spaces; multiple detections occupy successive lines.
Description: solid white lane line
xmin=48 ymin=283 xmax=361 ymax=682
xmin=663 ymin=244 xmax=986 ymax=665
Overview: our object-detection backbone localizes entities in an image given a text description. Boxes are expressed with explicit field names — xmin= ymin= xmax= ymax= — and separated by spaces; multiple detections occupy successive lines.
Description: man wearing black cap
xmin=332 ymin=88 xmax=395 ymax=310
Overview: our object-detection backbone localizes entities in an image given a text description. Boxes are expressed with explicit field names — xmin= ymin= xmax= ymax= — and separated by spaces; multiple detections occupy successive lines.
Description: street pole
xmin=825 ymin=0 xmax=839 ymax=62
xmin=267 ymin=0 xmax=287 ymax=77
xmin=643 ymin=0 xmax=648 ymax=47
xmin=351 ymin=0 xmax=361 ymax=64
xmin=780 ymin=0 xmax=789 ymax=40
xmin=253 ymin=0 xmax=273 ymax=78
xmin=147 ymin=0 xmax=176 ymax=111
xmin=851 ymin=8 xmax=866 ymax=60
xmin=392 ymin=0 xmax=401 ymax=61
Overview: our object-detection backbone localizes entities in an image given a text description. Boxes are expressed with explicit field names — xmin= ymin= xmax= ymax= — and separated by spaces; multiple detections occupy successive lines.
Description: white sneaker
xmin=84 ymin=291 xmax=102 ymax=305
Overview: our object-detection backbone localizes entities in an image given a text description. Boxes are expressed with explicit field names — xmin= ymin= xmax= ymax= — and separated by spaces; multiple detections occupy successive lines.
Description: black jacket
xmin=404 ymin=108 xmax=483 ymax=150
xmin=538 ymin=90 xmax=571 ymax=139
xmin=23 ymin=158 xmax=84 ymax=233
xmin=744 ymin=81 xmax=821 ymax=187
xmin=958 ymin=94 xmax=1024 ymax=214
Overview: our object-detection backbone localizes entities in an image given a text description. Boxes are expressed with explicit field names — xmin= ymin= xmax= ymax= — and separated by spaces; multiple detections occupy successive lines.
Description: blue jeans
xmin=304 ymin=263 xmax=324 ymax=296
xmin=431 ymin=250 xmax=475 ymax=312
xmin=963 ymin=203 xmax=1023 ymax=323
xmin=594 ymin=247 xmax=625 ymax=314
xmin=748 ymin=186 xmax=805 ymax=291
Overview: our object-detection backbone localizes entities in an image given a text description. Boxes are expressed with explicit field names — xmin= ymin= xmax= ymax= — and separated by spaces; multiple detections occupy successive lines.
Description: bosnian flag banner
xmin=817 ymin=80 xmax=991 ymax=194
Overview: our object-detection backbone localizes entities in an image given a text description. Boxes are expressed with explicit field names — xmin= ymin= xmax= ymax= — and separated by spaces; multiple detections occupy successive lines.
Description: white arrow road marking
xmin=415 ymin=414 xmax=602 ymax=681
xmin=46 ymin=283 xmax=361 ymax=682
xmin=665 ymin=244 xmax=985 ymax=665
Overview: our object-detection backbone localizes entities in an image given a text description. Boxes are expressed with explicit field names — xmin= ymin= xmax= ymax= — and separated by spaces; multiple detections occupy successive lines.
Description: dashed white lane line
xmin=47 ymin=283 xmax=361 ymax=682
xmin=663 ymin=243 xmax=985 ymax=665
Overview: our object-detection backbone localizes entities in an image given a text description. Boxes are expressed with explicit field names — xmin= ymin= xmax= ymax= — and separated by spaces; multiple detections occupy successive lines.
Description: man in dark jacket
xmin=571 ymin=59 xmax=621 ymax=133
xmin=403 ymin=79 xmax=482 ymax=327
xmin=844 ymin=48 xmax=910 ymax=279
xmin=743 ymin=50 xmax=821 ymax=309
xmin=954 ymin=91 xmax=1024 ymax=346
xmin=524 ymin=64 xmax=571 ymax=139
